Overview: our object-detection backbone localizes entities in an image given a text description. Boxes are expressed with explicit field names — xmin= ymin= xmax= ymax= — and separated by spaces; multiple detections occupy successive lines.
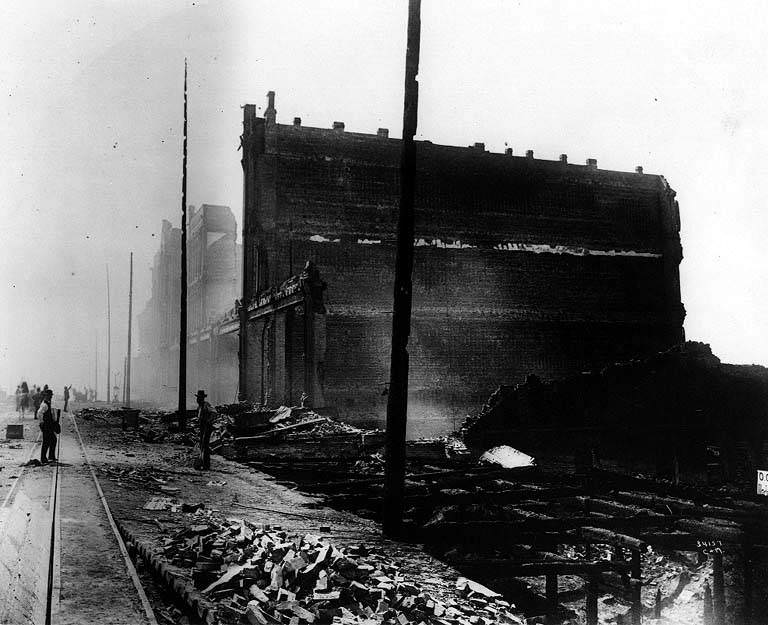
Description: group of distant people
xmin=15 ymin=382 xmax=74 ymax=416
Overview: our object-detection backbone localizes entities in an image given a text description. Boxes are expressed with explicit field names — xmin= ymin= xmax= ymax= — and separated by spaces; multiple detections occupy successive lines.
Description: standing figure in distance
xmin=32 ymin=386 xmax=42 ymax=420
xmin=63 ymin=385 xmax=71 ymax=412
xmin=195 ymin=390 xmax=216 ymax=470
xmin=38 ymin=389 xmax=58 ymax=464
xmin=19 ymin=381 xmax=30 ymax=418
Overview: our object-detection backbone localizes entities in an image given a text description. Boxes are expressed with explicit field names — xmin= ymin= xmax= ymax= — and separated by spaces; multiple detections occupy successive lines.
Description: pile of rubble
xmin=160 ymin=511 xmax=525 ymax=625
xmin=219 ymin=404 xmax=372 ymax=440
xmin=78 ymin=406 xmax=117 ymax=421
xmin=99 ymin=464 xmax=175 ymax=487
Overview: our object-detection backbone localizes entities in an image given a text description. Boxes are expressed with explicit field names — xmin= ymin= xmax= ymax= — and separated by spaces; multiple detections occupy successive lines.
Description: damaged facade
xmin=237 ymin=92 xmax=685 ymax=430
xmin=134 ymin=205 xmax=242 ymax=405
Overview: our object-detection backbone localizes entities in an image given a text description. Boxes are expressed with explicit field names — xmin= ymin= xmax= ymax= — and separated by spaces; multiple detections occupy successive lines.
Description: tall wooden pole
xmin=106 ymin=264 xmax=111 ymax=404
xmin=95 ymin=333 xmax=98 ymax=402
xmin=126 ymin=251 xmax=133 ymax=407
xmin=383 ymin=0 xmax=421 ymax=537
xmin=178 ymin=59 xmax=189 ymax=430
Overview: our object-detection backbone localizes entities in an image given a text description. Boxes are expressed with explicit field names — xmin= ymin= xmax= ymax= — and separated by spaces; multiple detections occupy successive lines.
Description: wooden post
xmin=126 ymin=251 xmax=133 ymax=407
xmin=106 ymin=264 xmax=111 ymax=403
xmin=712 ymin=550 xmax=725 ymax=625
xmin=654 ymin=588 xmax=661 ymax=619
xmin=383 ymin=0 xmax=421 ymax=538
xmin=703 ymin=582 xmax=714 ymax=625
xmin=178 ymin=59 xmax=188 ymax=430
xmin=742 ymin=540 xmax=753 ymax=625
xmin=630 ymin=548 xmax=642 ymax=625
xmin=612 ymin=545 xmax=623 ymax=561
xmin=545 ymin=573 xmax=558 ymax=625
xmin=585 ymin=575 xmax=598 ymax=625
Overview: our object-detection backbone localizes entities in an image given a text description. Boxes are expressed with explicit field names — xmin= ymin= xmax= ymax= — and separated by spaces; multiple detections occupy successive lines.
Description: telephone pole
xmin=126 ymin=251 xmax=133 ymax=407
xmin=383 ymin=0 xmax=421 ymax=537
xmin=178 ymin=59 xmax=189 ymax=430
xmin=106 ymin=264 xmax=111 ymax=404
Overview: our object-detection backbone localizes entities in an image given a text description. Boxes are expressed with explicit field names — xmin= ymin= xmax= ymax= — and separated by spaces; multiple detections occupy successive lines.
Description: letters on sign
xmin=757 ymin=469 xmax=768 ymax=496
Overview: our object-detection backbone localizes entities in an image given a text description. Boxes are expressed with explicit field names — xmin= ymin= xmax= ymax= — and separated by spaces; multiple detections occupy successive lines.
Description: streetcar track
xmin=1 ymin=429 xmax=42 ymax=511
xmin=45 ymin=427 xmax=61 ymax=625
xmin=68 ymin=411 xmax=159 ymax=625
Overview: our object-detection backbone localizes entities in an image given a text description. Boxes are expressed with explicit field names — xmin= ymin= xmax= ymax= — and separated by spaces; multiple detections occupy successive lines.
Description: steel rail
xmin=68 ymin=412 xmax=159 ymax=625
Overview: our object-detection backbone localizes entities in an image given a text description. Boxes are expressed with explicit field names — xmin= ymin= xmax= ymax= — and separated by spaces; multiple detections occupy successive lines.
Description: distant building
xmin=134 ymin=219 xmax=180 ymax=405
xmin=134 ymin=205 xmax=241 ymax=406
xmin=235 ymin=92 xmax=685 ymax=435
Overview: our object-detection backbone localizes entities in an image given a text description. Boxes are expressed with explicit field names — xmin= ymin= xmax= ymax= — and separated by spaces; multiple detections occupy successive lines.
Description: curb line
xmin=115 ymin=520 xmax=218 ymax=625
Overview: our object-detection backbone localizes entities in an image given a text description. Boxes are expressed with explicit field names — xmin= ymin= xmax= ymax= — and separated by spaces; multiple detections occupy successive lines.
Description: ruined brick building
xmin=237 ymin=93 xmax=685 ymax=433
xmin=134 ymin=205 xmax=241 ymax=405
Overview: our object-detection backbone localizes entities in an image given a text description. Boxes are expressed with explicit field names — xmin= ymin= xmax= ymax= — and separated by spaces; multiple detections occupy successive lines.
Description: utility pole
xmin=106 ymin=264 xmax=111 ymax=404
xmin=178 ymin=59 xmax=189 ymax=430
xmin=126 ymin=251 xmax=133 ymax=407
xmin=383 ymin=0 xmax=421 ymax=537
xmin=95 ymin=333 xmax=98 ymax=402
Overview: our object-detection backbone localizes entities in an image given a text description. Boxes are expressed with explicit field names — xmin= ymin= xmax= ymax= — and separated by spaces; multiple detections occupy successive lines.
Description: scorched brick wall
xmin=239 ymin=94 xmax=685 ymax=433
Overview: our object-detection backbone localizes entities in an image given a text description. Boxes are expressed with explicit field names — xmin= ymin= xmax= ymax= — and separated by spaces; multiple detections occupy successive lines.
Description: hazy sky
xmin=1 ymin=0 xmax=767 ymax=394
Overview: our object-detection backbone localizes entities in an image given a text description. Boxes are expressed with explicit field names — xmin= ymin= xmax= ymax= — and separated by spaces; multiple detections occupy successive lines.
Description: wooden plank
xmin=445 ymin=559 xmax=630 ymax=577
xmin=676 ymin=519 xmax=743 ymax=542
xmin=325 ymin=485 xmax=581 ymax=508
xmin=427 ymin=515 xmax=674 ymax=539
xmin=577 ymin=527 xmax=648 ymax=552
xmin=232 ymin=417 xmax=328 ymax=441
xmin=614 ymin=491 xmax=767 ymax=522
xmin=301 ymin=466 xmax=532 ymax=492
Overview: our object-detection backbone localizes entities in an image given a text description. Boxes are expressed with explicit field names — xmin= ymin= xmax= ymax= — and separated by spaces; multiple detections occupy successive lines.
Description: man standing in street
xmin=195 ymin=390 xmax=216 ymax=470
xmin=63 ymin=384 xmax=71 ymax=412
xmin=38 ymin=389 xmax=58 ymax=464
xmin=31 ymin=385 xmax=42 ymax=420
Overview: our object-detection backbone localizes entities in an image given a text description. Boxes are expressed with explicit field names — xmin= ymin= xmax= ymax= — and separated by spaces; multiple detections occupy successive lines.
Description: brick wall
xmin=240 ymin=102 xmax=684 ymax=432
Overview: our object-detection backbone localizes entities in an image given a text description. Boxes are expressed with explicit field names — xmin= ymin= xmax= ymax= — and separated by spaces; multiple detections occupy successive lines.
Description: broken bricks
xmin=159 ymin=511 xmax=525 ymax=625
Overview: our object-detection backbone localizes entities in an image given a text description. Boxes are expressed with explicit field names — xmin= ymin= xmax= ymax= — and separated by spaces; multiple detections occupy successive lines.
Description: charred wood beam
xmin=231 ymin=417 xmax=328 ymax=441
xmin=426 ymin=516 xmax=678 ymax=536
xmin=576 ymin=527 xmax=648 ymax=552
xmin=301 ymin=467 xmax=537 ymax=492
xmin=675 ymin=518 xmax=744 ymax=543
xmin=573 ymin=496 xmax=668 ymax=519
xmin=636 ymin=531 xmax=702 ymax=550
xmin=324 ymin=485 xmax=581 ymax=508
xmin=444 ymin=558 xmax=631 ymax=577
xmin=613 ymin=491 xmax=768 ymax=522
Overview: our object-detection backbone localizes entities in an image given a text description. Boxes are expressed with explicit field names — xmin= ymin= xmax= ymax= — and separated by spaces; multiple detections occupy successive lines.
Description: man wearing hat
xmin=38 ymin=389 xmax=59 ymax=463
xmin=195 ymin=390 xmax=216 ymax=470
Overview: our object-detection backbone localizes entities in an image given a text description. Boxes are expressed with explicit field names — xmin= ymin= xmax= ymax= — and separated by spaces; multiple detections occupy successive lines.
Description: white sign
xmin=757 ymin=469 xmax=768 ymax=496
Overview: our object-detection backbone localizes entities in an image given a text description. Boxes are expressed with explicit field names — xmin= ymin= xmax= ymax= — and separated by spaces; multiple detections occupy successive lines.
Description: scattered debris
xmin=158 ymin=511 xmax=526 ymax=625
xmin=478 ymin=446 xmax=535 ymax=469
xmin=144 ymin=497 xmax=178 ymax=511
